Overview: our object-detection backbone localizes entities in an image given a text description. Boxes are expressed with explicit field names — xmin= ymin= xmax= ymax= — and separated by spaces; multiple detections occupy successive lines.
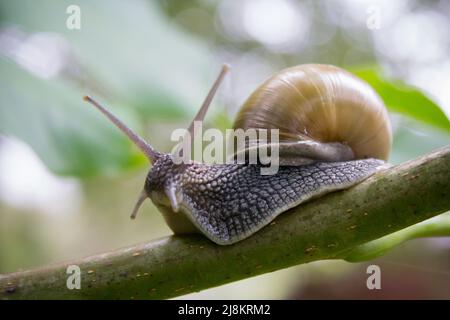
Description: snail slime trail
xmin=83 ymin=64 xmax=391 ymax=245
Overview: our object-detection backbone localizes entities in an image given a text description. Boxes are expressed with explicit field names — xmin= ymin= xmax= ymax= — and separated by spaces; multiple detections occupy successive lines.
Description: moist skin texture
xmin=145 ymin=154 xmax=385 ymax=245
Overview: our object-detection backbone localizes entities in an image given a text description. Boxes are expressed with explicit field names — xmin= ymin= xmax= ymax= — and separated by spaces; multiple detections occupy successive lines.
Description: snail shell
xmin=233 ymin=64 xmax=392 ymax=162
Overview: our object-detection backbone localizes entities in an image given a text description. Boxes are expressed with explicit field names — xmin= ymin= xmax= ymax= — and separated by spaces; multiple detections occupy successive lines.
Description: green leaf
xmin=0 ymin=59 xmax=146 ymax=177
xmin=352 ymin=66 xmax=450 ymax=132
xmin=390 ymin=119 xmax=450 ymax=165
xmin=0 ymin=0 xmax=213 ymax=177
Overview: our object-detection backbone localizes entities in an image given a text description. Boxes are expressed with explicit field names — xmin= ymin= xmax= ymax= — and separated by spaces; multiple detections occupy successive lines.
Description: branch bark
xmin=1 ymin=145 xmax=449 ymax=300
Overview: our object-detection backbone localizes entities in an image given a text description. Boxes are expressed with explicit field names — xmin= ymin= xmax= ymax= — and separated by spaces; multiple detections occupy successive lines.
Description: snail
xmin=83 ymin=64 xmax=391 ymax=245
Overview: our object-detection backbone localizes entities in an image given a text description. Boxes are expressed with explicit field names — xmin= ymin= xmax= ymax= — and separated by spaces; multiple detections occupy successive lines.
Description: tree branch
xmin=1 ymin=145 xmax=449 ymax=299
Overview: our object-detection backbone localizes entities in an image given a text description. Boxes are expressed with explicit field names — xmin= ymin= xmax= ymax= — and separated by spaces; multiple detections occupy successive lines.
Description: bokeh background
xmin=0 ymin=0 xmax=450 ymax=299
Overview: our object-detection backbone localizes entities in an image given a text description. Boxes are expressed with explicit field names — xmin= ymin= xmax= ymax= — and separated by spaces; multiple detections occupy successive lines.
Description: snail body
xmin=84 ymin=64 xmax=391 ymax=245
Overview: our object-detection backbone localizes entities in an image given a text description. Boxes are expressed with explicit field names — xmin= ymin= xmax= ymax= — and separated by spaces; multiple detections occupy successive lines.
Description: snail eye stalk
xmin=174 ymin=64 xmax=230 ymax=157
xmin=83 ymin=95 xmax=160 ymax=163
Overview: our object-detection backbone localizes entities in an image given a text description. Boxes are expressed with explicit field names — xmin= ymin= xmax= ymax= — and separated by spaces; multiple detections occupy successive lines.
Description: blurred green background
xmin=0 ymin=0 xmax=449 ymax=299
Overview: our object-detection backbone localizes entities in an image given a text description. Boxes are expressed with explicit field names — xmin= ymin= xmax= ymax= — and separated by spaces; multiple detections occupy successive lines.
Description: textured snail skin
xmin=145 ymin=154 xmax=385 ymax=245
